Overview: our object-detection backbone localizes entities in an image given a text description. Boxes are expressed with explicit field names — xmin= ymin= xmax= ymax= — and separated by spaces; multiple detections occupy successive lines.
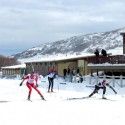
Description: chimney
xmin=120 ymin=33 xmax=125 ymax=54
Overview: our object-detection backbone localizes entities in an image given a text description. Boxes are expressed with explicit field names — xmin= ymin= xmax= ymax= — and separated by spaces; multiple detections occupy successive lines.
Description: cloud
xmin=0 ymin=0 xmax=125 ymax=55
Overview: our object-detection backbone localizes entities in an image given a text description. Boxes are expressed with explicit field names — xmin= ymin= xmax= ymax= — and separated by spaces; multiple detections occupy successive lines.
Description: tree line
xmin=0 ymin=55 xmax=19 ymax=69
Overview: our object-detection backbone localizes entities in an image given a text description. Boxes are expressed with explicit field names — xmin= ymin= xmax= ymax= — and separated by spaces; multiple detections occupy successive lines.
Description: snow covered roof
xmin=24 ymin=53 xmax=95 ymax=63
xmin=1 ymin=64 xmax=26 ymax=69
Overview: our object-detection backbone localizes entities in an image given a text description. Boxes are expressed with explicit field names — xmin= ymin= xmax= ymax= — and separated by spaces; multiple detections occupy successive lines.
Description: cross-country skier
xmin=47 ymin=69 xmax=56 ymax=92
xmin=88 ymin=80 xmax=117 ymax=99
xmin=20 ymin=72 xmax=45 ymax=101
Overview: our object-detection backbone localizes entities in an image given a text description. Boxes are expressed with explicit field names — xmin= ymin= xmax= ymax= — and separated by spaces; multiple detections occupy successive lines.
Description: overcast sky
xmin=0 ymin=0 xmax=125 ymax=56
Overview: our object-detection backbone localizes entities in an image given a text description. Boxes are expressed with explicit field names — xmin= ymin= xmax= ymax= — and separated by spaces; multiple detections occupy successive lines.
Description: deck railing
xmin=86 ymin=55 xmax=125 ymax=64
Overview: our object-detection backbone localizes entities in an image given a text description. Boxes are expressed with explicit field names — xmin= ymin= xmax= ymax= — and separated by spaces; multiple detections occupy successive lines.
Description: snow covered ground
xmin=0 ymin=76 xmax=125 ymax=125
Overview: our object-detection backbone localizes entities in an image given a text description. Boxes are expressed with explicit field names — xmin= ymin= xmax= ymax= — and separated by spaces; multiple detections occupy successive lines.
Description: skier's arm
xmin=35 ymin=74 xmax=39 ymax=87
xmin=106 ymin=84 xmax=117 ymax=94
xmin=19 ymin=75 xmax=28 ymax=86
xmin=35 ymin=79 xmax=38 ymax=87
xmin=20 ymin=80 xmax=24 ymax=86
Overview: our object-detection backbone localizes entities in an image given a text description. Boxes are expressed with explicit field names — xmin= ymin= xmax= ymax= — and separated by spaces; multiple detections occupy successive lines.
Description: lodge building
xmin=25 ymin=56 xmax=89 ymax=76
xmin=1 ymin=64 xmax=26 ymax=78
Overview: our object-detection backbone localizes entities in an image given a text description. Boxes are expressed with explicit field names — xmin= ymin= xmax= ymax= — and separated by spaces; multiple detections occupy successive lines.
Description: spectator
xmin=63 ymin=68 xmax=67 ymax=79
xmin=67 ymin=67 xmax=70 ymax=75
xmin=94 ymin=49 xmax=99 ymax=57
xmin=101 ymin=49 xmax=107 ymax=56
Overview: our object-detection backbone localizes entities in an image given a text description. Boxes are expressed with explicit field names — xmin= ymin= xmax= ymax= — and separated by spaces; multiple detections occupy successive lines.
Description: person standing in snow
xmin=67 ymin=67 xmax=70 ymax=75
xmin=20 ymin=72 xmax=45 ymax=101
xmin=47 ymin=70 xmax=56 ymax=92
xmin=94 ymin=49 xmax=100 ymax=63
xmin=63 ymin=68 xmax=67 ymax=79
xmin=88 ymin=80 xmax=117 ymax=99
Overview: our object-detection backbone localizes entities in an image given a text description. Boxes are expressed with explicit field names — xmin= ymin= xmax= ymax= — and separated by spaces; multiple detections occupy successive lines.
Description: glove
xmin=36 ymin=84 xmax=39 ymax=87
xmin=19 ymin=82 xmax=23 ymax=86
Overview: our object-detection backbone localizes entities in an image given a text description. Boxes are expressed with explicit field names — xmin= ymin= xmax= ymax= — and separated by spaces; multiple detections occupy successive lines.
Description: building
xmin=25 ymin=55 xmax=91 ymax=76
xmin=1 ymin=64 xmax=26 ymax=78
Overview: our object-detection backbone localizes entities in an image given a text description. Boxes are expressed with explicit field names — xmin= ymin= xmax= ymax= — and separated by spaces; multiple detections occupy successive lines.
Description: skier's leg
xmin=48 ymin=78 xmax=51 ymax=92
xmin=32 ymin=84 xmax=45 ymax=100
xmin=89 ymin=89 xmax=98 ymax=97
xmin=89 ymin=86 xmax=99 ymax=97
xmin=26 ymin=83 xmax=32 ymax=100
xmin=102 ymin=86 xmax=106 ymax=98
xmin=88 ymin=92 xmax=94 ymax=97
xmin=51 ymin=78 xmax=54 ymax=92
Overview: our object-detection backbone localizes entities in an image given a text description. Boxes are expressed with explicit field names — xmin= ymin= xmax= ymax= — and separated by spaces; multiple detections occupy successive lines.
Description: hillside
xmin=14 ymin=27 xmax=124 ymax=62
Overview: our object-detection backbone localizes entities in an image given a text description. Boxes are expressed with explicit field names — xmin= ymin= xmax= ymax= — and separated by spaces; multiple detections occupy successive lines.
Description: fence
xmin=89 ymin=75 xmax=125 ymax=87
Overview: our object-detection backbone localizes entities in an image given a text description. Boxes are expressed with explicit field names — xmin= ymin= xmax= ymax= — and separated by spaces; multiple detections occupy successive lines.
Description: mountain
xmin=14 ymin=27 xmax=124 ymax=61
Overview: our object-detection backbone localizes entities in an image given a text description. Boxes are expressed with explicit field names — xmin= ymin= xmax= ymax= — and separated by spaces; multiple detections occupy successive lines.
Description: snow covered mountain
xmin=14 ymin=27 xmax=125 ymax=61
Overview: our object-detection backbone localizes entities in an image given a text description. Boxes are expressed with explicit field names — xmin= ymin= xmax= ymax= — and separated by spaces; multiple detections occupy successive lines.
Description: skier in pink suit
xmin=20 ymin=72 xmax=45 ymax=101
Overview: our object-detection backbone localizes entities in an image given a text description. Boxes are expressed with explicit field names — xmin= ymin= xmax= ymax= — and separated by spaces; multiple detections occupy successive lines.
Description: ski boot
xmin=27 ymin=94 xmax=32 ymax=101
xmin=41 ymin=95 xmax=46 ymax=101
xmin=102 ymin=94 xmax=107 ymax=99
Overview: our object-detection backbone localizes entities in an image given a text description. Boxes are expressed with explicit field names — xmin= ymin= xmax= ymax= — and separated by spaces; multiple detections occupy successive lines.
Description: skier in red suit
xmin=20 ymin=72 xmax=45 ymax=101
